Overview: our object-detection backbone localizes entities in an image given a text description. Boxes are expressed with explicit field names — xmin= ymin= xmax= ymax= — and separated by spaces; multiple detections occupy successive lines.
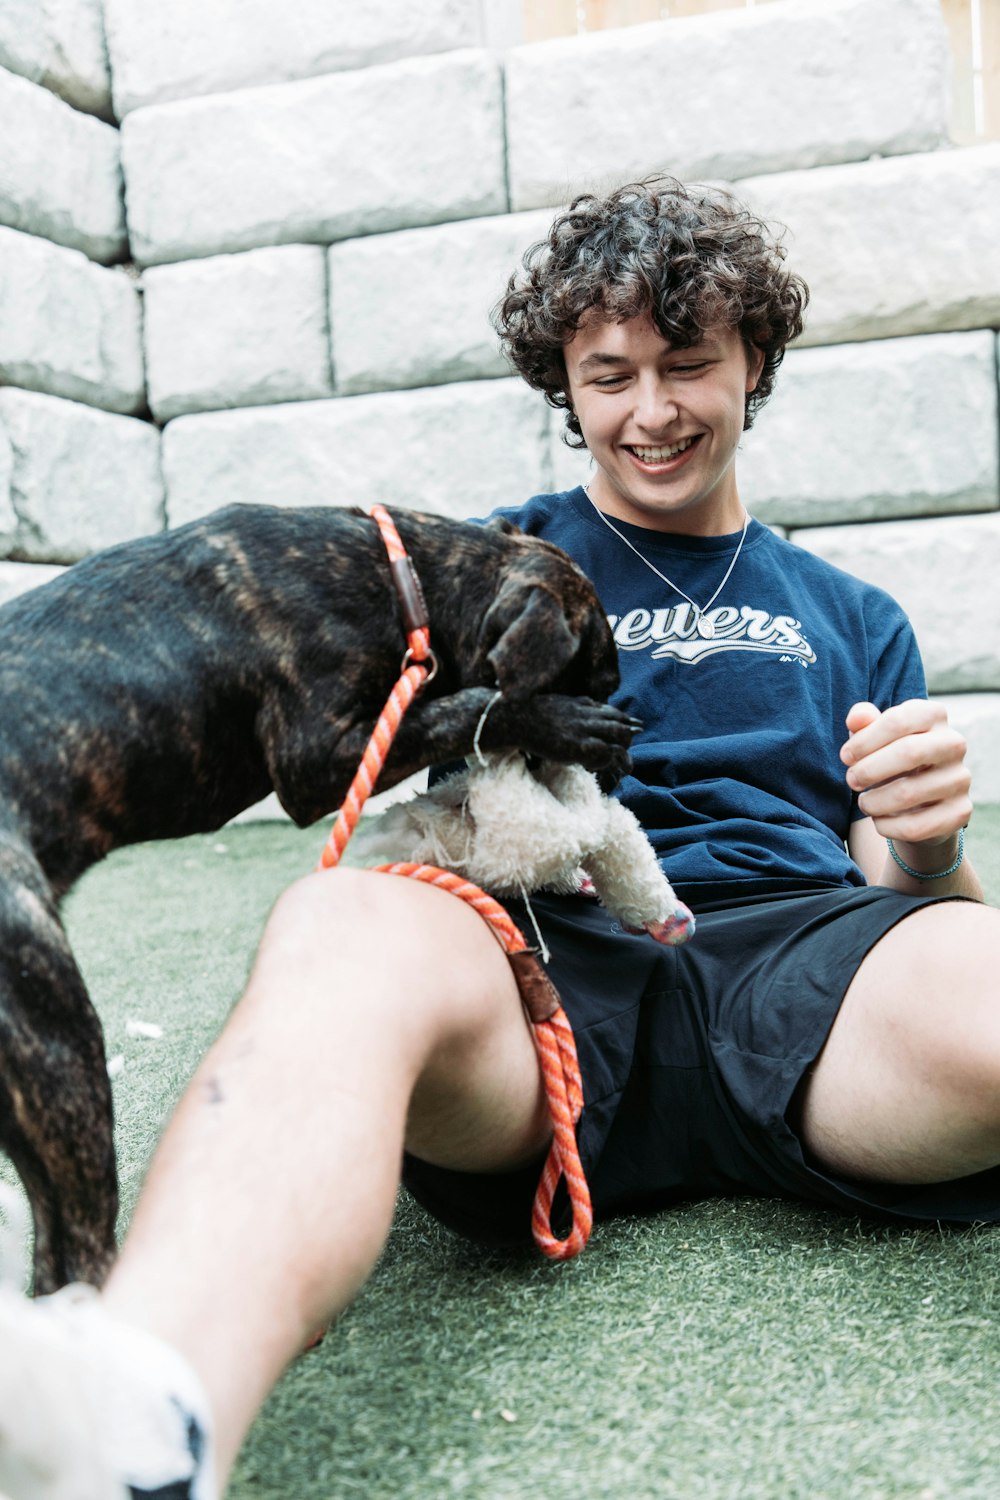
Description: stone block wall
xmin=2 ymin=0 xmax=999 ymax=800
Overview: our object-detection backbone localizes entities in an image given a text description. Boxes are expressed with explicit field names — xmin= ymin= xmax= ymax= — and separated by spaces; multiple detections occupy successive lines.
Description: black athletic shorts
xmin=402 ymin=884 xmax=1000 ymax=1245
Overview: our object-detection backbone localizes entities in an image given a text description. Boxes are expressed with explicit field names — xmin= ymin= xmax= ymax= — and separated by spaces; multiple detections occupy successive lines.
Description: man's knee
xmin=802 ymin=900 xmax=1000 ymax=1181
xmin=262 ymin=866 xmax=458 ymax=970
xmin=264 ymin=866 xmax=410 ymax=950
xmin=256 ymin=865 xmax=520 ymax=1036
xmin=885 ymin=901 xmax=1000 ymax=1090
xmin=258 ymin=868 xmax=547 ymax=1172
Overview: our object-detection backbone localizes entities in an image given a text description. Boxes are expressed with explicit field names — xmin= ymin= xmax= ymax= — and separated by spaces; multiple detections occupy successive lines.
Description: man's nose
xmin=633 ymin=380 xmax=679 ymax=433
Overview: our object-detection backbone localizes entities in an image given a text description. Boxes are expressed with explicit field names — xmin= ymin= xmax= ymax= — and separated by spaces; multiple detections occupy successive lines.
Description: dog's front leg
xmin=0 ymin=869 xmax=119 ymax=1294
xmin=380 ymin=688 xmax=641 ymax=784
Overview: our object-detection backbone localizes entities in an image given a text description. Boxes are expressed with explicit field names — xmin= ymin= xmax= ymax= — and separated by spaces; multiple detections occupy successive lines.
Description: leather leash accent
xmin=317 ymin=504 xmax=593 ymax=1262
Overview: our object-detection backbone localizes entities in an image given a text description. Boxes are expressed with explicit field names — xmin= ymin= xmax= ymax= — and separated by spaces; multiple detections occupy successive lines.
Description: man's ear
xmin=745 ymin=343 xmax=765 ymax=393
xmin=478 ymin=581 xmax=580 ymax=700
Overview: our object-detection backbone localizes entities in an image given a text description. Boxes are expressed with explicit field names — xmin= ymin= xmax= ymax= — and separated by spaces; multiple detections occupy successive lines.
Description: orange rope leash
xmin=317 ymin=505 xmax=593 ymax=1261
xmin=319 ymin=663 xmax=427 ymax=871
xmin=319 ymin=503 xmax=435 ymax=871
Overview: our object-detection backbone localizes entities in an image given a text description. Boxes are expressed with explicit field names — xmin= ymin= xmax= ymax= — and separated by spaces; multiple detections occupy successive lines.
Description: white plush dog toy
xmin=359 ymin=751 xmax=695 ymax=946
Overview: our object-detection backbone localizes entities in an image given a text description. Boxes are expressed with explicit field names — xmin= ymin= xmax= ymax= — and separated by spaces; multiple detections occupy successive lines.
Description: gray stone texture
xmin=506 ymin=0 xmax=948 ymax=211
xmin=0 ymin=426 xmax=15 ymax=539
xmin=103 ymin=0 xmax=482 ymax=118
xmin=740 ymin=332 xmax=999 ymax=527
xmin=0 ymin=388 xmax=163 ymax=563
xmin=738 ymin=142 xmax=1000 ymax=346
xmin=161 ymin=379 xmax=550 ymax=529
xmin=121 ymin=50 xmax=506 ymax=267
xmin=0 ymin=66 xmax=126 ymax=263
xmin=549 ymin=424 xmax=595 ymax=497
xmin=329 ymin=210 xmax=555 ymax=395
xmin=0 ymin=560 xmax=67 ymax=607
xmin=329 ymin=143 xmax=1000 ymax=408
xmin=941 ymin=695 xmax=1000 ymax=805
xmin=0 ymin=227 xmax=145 ymax=414
xmin=143 ymin=245 xmax=333 ymax=421
xmin=792 ymin=514 xmax=1000 ymax=694
xmin=0 ymin=0 xmax=112 ymax=119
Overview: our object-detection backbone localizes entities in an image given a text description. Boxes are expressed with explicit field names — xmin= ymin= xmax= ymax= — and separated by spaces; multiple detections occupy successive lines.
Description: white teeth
xmin=631 ymin=437 xmax=695 ymax=462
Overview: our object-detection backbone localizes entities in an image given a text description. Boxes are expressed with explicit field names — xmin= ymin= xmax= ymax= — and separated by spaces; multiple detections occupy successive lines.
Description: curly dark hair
xmin=492 ymin=176 xmax=809 ymax=448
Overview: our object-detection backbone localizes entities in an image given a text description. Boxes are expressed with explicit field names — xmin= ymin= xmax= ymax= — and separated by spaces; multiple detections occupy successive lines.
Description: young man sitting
xmin=0 ymin=177 xmax=993 ymax=1500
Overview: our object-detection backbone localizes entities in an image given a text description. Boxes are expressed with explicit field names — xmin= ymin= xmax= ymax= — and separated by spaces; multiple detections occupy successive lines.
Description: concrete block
xmin=549 ymin=425 xmax=595 ymax=497
xmin=0 ymin=66 xmax=125 ymax=263
xmin=103 ymin=0 xmax=481 ymax=117
xmin=162 ymin=379 xmax=550 ymax=529
xmin=0 ymin=560 xmax=67 ymax=606
xmin=144 ymin=245 xmax=333 ymax=421
xmin=741 ymin=332 xmax=999 ymax=527
xmin=0 ymin=388 xmax=163 ymax=564
xmin=0 ymin=422 xmax=16 ymax=539
xmin=941 ymin=694 xmax=1000 ymax=805
xmin=506 ymin=0 xmax=948 ymax=211
xmin=122 ymin=51 xmax=505 ymax=267
xmin=329 ymin=210 xmax=554 ymax=394
xmin=0 ymin=227 xmax=145 ymax=415
xmin=738 ymin=143 xmax=1000 ymax=346
xmin=792 ymin=514 xmax=1000 ymax=693
xmin=0 ymin=0 xmax=112 ymax=120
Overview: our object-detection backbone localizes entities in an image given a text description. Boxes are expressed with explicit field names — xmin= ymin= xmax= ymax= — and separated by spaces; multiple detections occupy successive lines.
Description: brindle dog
xmin=0 ymin=501 xmax=637 ymax=1294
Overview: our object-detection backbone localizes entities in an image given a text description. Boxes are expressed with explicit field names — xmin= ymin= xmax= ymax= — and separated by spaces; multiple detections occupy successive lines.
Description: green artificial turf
xmin=6 ymin=810 xmax=1000 ymax=1498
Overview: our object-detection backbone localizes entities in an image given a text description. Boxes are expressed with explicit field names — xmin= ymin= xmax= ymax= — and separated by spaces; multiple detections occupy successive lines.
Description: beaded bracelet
xmin=886 ymin=826 xmax=965 ymax=881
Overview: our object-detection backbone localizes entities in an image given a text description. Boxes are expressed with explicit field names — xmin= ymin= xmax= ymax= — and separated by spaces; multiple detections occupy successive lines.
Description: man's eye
xmin=594 ymin=375 xmax=628 ymax=387
xmin=674 ymin=362 xmax=709 ymax=374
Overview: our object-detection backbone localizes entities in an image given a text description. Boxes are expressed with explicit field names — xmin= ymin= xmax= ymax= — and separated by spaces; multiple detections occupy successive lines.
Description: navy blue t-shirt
xmin=492 ymin=487 xmax=927 ymax=905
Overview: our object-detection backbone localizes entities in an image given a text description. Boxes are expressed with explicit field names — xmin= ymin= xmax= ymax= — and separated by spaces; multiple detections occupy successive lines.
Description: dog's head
xmin=475 ymin=526 xmax=619 ymax=703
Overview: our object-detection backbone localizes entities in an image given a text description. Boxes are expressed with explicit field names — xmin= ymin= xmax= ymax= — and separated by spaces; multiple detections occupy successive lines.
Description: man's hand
xmin=841 ymin=700 xmax=971 ymax=846
xmin=841 ymin=700 xmax=980 ymax=894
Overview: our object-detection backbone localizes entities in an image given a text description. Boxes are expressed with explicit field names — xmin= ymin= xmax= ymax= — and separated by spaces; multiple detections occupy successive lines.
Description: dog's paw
xmin=519 ymin=695 xmax=642 ymax=770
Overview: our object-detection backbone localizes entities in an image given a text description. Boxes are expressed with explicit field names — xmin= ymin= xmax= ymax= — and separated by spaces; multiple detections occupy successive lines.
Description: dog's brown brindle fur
xmin=0 ymin=502 xmax=637 ymax=1294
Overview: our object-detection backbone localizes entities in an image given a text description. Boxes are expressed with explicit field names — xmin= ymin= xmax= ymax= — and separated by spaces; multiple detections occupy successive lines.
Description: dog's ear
xmin=479 ymin=580 xmax=581 ymax=699
xmin=484 ymin=515 xmax=522 ymax=536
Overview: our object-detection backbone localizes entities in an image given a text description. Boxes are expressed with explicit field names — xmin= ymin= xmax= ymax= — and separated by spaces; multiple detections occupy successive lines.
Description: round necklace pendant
xmin=696 ymin=613 xmax=715 ymax=640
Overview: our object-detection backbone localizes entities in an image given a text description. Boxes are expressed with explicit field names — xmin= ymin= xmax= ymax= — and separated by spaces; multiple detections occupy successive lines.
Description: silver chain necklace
xmin=583 ymin=485 xmax=750 ymax=641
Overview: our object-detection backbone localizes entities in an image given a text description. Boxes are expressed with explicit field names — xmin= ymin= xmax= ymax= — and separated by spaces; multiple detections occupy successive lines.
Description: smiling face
xmin=563 ymin=311 xmax=765 ymax=536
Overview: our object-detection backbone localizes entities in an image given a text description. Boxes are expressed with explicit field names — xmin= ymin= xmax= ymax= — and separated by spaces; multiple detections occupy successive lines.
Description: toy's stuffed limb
xmin=532 ymin=763 xmax=694 ymax=944
xmin=580 ymin=795 xmax=695 ymax=944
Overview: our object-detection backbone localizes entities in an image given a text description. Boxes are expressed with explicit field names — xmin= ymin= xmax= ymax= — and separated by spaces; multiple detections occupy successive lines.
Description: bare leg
xmin=102 ymin=868 xmax=549 ymax=1488
xmin=799 ymin=900 xmax=1000 ymax=1182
